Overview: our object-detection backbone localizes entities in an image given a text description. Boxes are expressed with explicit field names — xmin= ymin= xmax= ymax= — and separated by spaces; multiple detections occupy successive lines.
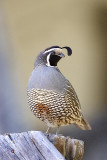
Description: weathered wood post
xmin=0 ymin=131 xmax=84 ymax=160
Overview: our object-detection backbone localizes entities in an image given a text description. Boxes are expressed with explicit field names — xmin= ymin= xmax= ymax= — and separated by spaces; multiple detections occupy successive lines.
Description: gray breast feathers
xmin=28 ymin=65 xmax=67 ymax=92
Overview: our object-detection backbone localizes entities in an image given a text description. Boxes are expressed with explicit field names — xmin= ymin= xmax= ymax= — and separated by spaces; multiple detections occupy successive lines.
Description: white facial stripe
xmin=44 ymin=48 xmax=62 ymax=54
xmin=44 ymin=48 xmax=55 ymax=54
xmin=46 ymin=53 xmax=51 ymax=66
xmin=46 ymin=53 xmax=56 ymax=67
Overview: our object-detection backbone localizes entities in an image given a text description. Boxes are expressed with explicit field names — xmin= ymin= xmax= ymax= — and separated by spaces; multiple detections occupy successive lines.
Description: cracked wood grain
xmin=0 ymin=131 xmax=84 ymax=160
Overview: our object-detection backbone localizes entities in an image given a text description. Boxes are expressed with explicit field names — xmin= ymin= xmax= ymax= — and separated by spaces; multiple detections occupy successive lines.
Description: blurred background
xmin=0 ymin=0 xmax=107 ymax=159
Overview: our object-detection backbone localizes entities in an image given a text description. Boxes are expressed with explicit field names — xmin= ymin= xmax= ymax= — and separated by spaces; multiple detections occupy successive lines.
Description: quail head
xmin=27 ymin=46 xmax=91 ymax=133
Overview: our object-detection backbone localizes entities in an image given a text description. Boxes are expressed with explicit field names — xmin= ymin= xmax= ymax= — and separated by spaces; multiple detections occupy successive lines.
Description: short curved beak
xmin=59 ymin=53 xmax=65 ymax=58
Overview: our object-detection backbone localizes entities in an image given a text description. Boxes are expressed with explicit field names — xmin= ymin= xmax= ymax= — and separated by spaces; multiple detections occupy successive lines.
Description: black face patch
xmin=49 ymin=54 xmax=61 ymax=66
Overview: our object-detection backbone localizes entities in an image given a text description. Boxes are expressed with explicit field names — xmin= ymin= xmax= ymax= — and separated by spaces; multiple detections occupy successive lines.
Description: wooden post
xmin=0 ymin=131 xmax=84 ymax=160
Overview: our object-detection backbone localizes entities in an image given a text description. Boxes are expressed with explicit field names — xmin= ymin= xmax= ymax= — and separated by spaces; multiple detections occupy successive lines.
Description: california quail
xmin=27 ymin=46 xmax=91 ymax=133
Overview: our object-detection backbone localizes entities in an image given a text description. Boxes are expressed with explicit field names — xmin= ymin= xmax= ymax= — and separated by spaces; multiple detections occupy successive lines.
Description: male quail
xmin=27 ymin=46 xmax=91 ymax=133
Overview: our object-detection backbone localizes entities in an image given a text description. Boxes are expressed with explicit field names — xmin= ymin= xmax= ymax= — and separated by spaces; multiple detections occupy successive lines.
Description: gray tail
xmin=76 ymin=117 xmax=92 ymax=130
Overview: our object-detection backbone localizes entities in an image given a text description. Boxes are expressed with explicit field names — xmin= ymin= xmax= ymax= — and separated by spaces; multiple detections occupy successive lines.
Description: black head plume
xmin=62 ymin=46 xmax=72 ymax=56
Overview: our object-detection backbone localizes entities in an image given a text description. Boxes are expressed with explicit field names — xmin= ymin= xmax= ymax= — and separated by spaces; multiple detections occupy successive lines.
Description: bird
xmin=27 ymin=45 xmax=91 ymax=134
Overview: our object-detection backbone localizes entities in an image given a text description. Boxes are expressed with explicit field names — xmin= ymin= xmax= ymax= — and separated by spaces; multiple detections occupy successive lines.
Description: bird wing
xmin=63 ymin=80 xmax=83 ymax=120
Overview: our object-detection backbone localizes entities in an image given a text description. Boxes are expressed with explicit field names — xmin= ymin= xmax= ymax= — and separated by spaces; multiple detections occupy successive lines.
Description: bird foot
xmin=44 ymin=127 xmax=51 ymax=137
